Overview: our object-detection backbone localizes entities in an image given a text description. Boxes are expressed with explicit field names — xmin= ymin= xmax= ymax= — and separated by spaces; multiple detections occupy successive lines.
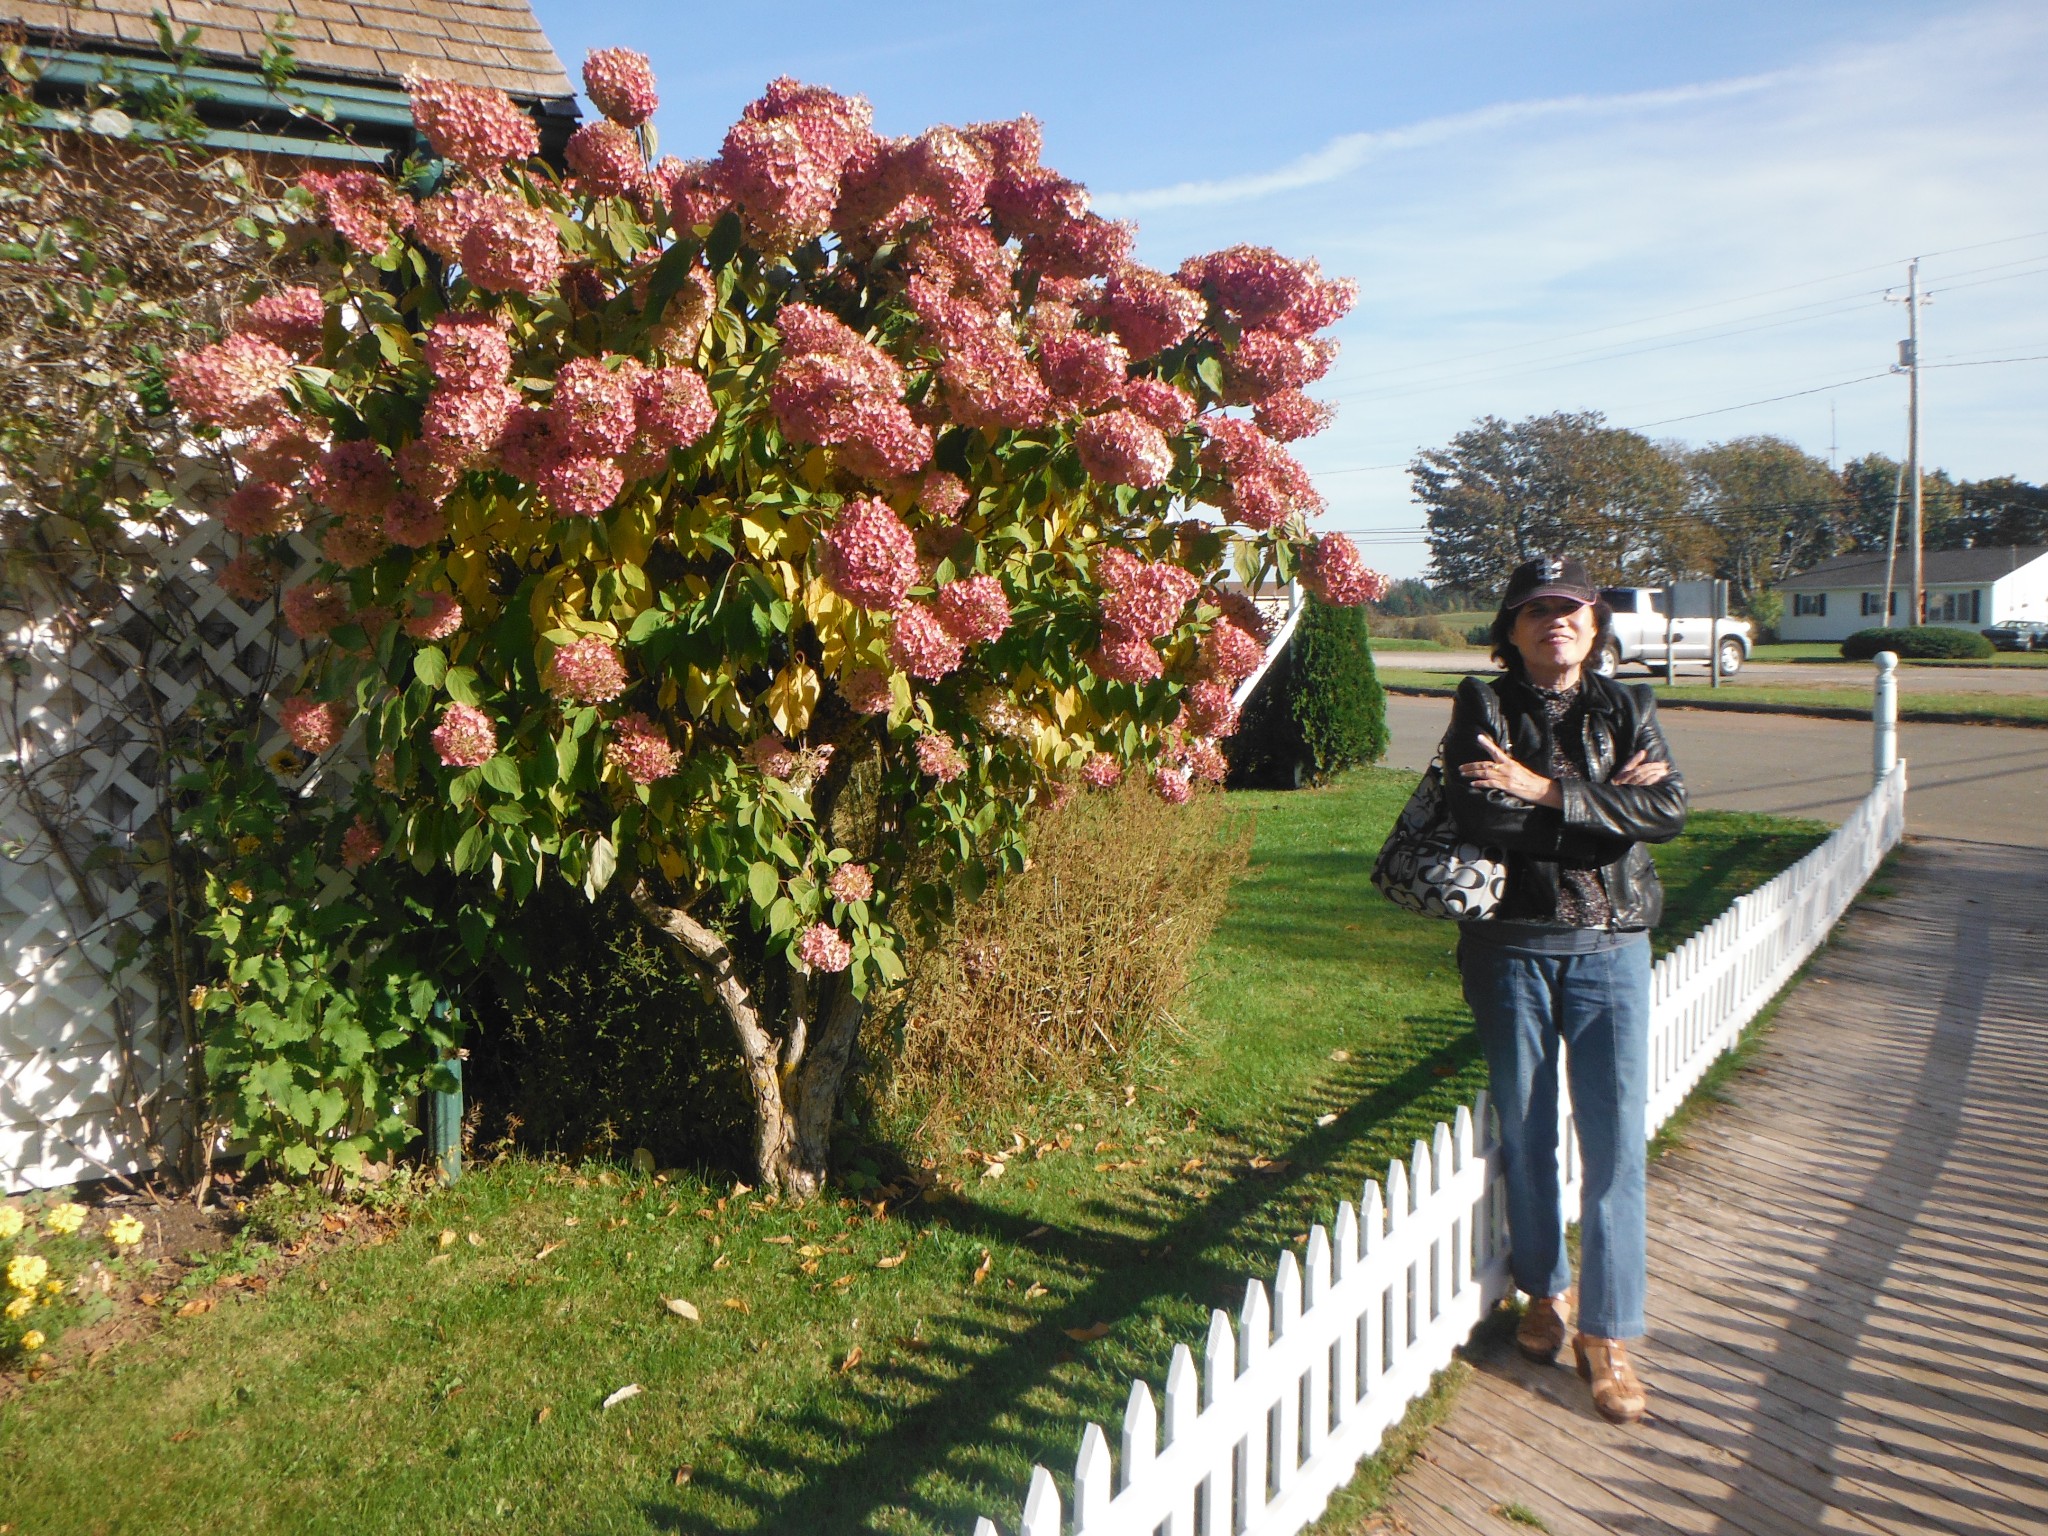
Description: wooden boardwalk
xmin=1378 ymin=837 xmax=2048 ymax=1536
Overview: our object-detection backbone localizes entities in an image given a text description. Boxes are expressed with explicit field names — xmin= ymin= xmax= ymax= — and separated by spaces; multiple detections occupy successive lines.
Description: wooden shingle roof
xmin=6 ymin=0 xmax=574 ymax=101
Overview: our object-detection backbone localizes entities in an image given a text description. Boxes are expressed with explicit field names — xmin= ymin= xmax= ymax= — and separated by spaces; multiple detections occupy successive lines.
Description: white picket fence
xmin=976 ymin=760 xmax=1909 ymax=1536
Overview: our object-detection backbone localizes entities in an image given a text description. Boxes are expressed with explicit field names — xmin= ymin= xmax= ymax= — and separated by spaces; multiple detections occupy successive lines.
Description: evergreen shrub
xmin=1226 ymin=598 xmax=1388 ymax=787
xmin=1841 ymin=625 xmax=1994 ymax=660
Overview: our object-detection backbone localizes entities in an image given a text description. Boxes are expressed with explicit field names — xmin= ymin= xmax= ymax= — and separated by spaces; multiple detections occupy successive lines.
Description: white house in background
xmin=1775 ymin=545 xmax=2048 ymax=642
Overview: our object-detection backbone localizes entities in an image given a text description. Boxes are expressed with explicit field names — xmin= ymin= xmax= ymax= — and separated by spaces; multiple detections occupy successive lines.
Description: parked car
xmin=1981 ymin=619 xmax=2048 ymax=651
xmin=1592 ymin=588 xmax=1754 ymax=677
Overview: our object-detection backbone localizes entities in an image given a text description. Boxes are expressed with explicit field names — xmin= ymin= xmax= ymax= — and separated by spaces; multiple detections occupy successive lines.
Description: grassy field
xmin=0 ymin=776 xmax=1828 ymax=1536
xmin=1375 ymin=667 xmax=2048 ymax=727
xmin=1752 ymin=642 xmax=2048 ymax=669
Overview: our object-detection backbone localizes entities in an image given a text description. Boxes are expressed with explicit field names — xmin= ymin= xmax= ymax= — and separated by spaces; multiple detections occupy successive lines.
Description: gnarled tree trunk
xmin=631 ymin=882 xmax=866 ymax=1199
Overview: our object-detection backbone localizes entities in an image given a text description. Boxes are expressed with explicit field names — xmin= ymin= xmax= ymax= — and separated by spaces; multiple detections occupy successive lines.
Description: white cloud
xmin=1103 ymin=3 xmax=2048 ymax=579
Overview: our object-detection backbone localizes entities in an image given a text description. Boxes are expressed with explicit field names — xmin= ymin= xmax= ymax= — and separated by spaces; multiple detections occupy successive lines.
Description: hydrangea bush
xmin=172 ymin=54 xmax=1383 ymax=1194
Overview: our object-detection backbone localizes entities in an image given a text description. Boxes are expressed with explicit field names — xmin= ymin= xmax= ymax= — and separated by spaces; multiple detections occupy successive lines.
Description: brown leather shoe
xmin=1515 ymin=1291 xmax=1572 ymax=1362
xmin=1573 ymin=1333 xmax=1647 ymax=1423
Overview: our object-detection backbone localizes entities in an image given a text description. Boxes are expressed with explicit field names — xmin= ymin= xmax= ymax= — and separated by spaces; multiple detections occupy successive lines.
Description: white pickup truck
xmin=1592 ymin=588 xmax=1752 ymax=678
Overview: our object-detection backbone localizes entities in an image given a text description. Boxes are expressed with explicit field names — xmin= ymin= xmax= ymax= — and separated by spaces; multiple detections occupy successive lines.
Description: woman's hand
xmin=1458 ymin=734 xmax=1561 ymax=807
xmin=1611 ymin=750 xmax=1672 ymax=787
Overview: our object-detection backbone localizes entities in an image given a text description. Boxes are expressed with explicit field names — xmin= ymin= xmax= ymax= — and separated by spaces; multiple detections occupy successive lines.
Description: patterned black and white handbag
xmin=1371 ymin=749 xmax=1506 ymax=921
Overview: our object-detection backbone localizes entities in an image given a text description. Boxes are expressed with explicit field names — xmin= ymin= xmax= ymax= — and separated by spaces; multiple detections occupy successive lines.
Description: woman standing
xmin=1443 ymin=556 xmax=1687 ymax=1423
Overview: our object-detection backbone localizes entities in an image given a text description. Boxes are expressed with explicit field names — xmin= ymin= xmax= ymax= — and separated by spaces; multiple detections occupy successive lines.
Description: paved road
xmin=1388 ymin=650 xmax=2048 ymax=696
xmin=1386 ymin=693 xmax=2048 ymax=847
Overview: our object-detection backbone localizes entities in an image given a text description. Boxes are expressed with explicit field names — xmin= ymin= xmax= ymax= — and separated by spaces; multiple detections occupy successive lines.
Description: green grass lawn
xmin=1375 ymin=667 xmax=2048 ymax=727
xmin=1753 ymin=642 xmax=2048 ymax=669
xmin=0 ymin=775 xmax=1828 ymax=1536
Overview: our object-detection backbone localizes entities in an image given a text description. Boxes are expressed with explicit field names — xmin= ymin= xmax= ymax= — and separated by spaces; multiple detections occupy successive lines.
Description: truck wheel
xmin=1592 ymin=641 xmax=1621 ymax=678
xmin=1716 ymin=638 xmax=1744 ymax=677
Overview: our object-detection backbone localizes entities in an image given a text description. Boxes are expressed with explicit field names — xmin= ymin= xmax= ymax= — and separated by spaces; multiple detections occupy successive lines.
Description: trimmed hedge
xmin=1841 ymin=625 xmax=1995 ymax=660
xmin=1226 ymin=598 xmax=1389 ymax=787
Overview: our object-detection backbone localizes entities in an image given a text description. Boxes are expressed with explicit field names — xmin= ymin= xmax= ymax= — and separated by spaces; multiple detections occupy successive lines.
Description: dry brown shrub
xmin=869 ymin=779 xmax=1252 ymax=1141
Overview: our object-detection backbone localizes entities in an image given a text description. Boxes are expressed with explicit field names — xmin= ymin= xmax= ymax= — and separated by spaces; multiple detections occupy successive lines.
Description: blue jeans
xmin=1458 ymin=934 xmax=1650 ymax=1339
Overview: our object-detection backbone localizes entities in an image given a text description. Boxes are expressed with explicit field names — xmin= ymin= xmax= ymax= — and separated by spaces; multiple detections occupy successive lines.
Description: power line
xmin=1623 ymin=372 xmax=1893 ymax=429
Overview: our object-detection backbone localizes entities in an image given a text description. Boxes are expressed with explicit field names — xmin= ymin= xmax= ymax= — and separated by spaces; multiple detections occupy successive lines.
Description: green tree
xmin=1413 ymin=411 xmax=1686 ymax=593
xmin=1225 ymin=599 xmax=1385 ymax=787
xmin=1951 ymin=476 xmax=2048 ymax=548
xmin=1685 ymin=435 xmax=1846 ymax=605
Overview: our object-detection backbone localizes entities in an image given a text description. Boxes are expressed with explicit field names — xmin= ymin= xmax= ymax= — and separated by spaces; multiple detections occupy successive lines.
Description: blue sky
xmin=531 ymin=1 xmax=2048 ymax=579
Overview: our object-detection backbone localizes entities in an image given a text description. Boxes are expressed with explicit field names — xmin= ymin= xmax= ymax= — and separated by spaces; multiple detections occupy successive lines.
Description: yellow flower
xmin=0 ymin=1205 xmax=22 ymax=1240
xmin=3 ymin=1295 xmax=29 ymax=1320
xmin=43 ymin=1278 xmax=63 ymax=1294
xmin=227 ymin=880 xmax=254 ymax=904
xmin=42 ymin=1201 xmax=86 ymax=1235
xmin=188 ymin=984 xmax=210 ymax=1012
xmin=234 ymin=834 xmax=263 ymax=855
xmin=6 ymin=1255 xmax=48 ymax=1293
xmin=268 ymin=747 xmax=305 ymax=777
xmin=106 ymin=1214 xmax=145 ymax=1248
xmin=19 ymin=1328 xmax=44 ymax=1352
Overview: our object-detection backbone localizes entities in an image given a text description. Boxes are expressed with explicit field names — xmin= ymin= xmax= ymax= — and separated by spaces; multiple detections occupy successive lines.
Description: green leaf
xmin=1195 ymin=354 xmax=1226 ymax=397
xmin=481 ymin=755 xmax=521 ymax=795
xmin=746 ymin=861 xmax=779 ymax=908
xmin=705 ymin=208 xmax=744 ymax=269
xmin=584 ymin=835 xmax=617 ymax=899
xmin=413 ymin=646 xmax=448 ymax=688
xmin=452 ymin=823 xmax=486 ymax=873
xmin=443 ymin=666 xmax=480 ymax=706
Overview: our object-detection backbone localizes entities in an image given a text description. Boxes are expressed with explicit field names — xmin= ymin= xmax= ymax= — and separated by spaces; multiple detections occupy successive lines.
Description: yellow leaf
xmin=663 ymin=1296 xmax=700 ymax=1322
xmin=972 ymin=1249 xmax=992 ymax=1286
xmin=763 ymin=661 xmax=820 ymax=737
xmin=1062 ymin=1322 xmax=1112 ymax=1342
xmin=763 ymin=1235 xmax=795 ymax=1246
xmin=837 ymin=1345 xmax=863 ymax=1374
xmin=875 ymin=1251 xmax=907 ymax=1270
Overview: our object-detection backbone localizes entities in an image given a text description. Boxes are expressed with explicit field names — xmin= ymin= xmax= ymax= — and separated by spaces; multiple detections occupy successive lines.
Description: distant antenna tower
xmin=1828 ymin=401 xmax=1837 ymax=474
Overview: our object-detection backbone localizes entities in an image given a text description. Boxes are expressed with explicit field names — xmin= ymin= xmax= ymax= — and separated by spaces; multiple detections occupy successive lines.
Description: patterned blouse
xmin=1532 ymin=682 xmax=1614 ymax=929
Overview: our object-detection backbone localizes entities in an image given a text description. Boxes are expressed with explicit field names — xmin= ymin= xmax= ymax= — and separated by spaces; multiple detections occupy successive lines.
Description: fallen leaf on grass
xmin=1431 ymin=1063 xmax=1458 ymax=1078
xmin=534 ymin=1242 xmax=564 ymax=1261
xmin=138 ymin=1291 xmax=161 ymax=1308
xmin=672 ymin=1466 xmax=693 ymax=1487
xmin=980 ymin=1160 xmax=1006 ymax=1181
xmin=535 ymin=1405 xmax=552 ymax=1425
xmin=427 ymin=1253 xmax=451 ymax=1266
xmin=601 ymin=1383 xmax=642 ymax=1410
xmin=1093 ymin=1139 xmax=1120 ymax=1154
xmin=1329 ymin=1049 xmax=1352 ymax=1063
xmin=466 ymin=1232 xmax=484 ymax=1247
xmin=876 ymin=1251 xmax=907 ymax=1269
xmin=562 ymin=1216 xmax=579 ymax=1227
xmin=764 ymin=1235 xmax=795 ymax=1246
xmin=662 ymin=1296 xmax=700 ymax=1322
xmin=800 ymin=1259 xmax=820 ymax=1276
xmin=1316 ymin=1112 xmax=1339 ymax=1128
xmin=176 ymin=1297 xmax=213 ymax=1317
xmin=972 ymin=1249 xmax=992 ymax=1286
xmin=894 ymin=1335 xmax=930 ymax=1353
xmin=1180 ymin=1157 xmax=1205 ymax=1174
xmin=1024 ymin=1282 xmax=1049 ymax=1300
xmin=837 ymin=1346 xmax=863 ymax=1374
xmin=1062 ymin=1322 xmax=1112 ymax=1342
xmin=712 ymin=1254 xmax=730 ymax=1270
xmin=169 ymin=1428 xmax=200 ymax=1444
xmin=723 ymin=1297 xmax=751 ymax=1314
xmin=1025 ymin=1224 xmax=1051 ymax=1239
xmin=1249 ymin=1157 xmax=1292 ymax=1175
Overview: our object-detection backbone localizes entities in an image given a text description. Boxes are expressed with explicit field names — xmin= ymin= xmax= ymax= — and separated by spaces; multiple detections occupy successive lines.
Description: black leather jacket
xmin=1443 ymin=671 xmax=1688 ymax=930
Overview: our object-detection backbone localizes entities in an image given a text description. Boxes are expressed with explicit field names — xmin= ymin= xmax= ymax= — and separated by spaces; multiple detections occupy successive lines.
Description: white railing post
xmin=1873 ymin=649 xmax=1898 ymax=783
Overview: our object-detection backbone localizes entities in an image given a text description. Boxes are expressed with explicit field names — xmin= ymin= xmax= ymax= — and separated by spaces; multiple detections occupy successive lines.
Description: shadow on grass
xmin=644 ymin=1028 xmax=1486 ymax=1535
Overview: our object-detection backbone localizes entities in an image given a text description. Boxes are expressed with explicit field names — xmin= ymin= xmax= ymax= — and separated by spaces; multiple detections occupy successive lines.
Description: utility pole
xmin=1887 ymin=261 xmax=1931 ymax=623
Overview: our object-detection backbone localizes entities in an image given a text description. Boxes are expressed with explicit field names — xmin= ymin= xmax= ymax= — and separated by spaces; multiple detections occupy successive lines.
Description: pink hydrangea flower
xmin=821 ymin=497 xmax=919 ymax=611
xmin=1089 ymin=626 xmax=1165 ymax=684
xmin=406 ymin=75 xmax=538 ymax=174
xmin=746 ymin=733 xmax=799 ymax=780
xmin=1197 ymin=417 xmax=1321 ymax=530
xmin=605 ymin=713 xmax=682 ymax=783
xmin=1223 ymin=330 xmax=1337 ymax=405
xmin=310 ymin=440 xmax=395 ymax=519
xmin=396 ymin=438 xmax=462 ymax=504
xmin=1182 ymin=677 xmax=1242 ymax=738
xmin=1199 ymin=619 xmax=1266 ymax=684
xmin=841 ymin=667 xmax=896 ymax=715
xmin=920 ymin=470 xmax=971 ymax=522
xmin=932 ymin=574 xmax=1010 ymax=645
xmin=1037 ymin=327 xmax=1129 ymax=412
xmin=551 ymin=356 xmax=640 ymax=454
xmin=631 ymin=365 xmax=716 ymax=454
xmin=1176 ymin=245 xmax=1357 ymax=337
xmin=497 ymin=405 xmax=562 ymax=482
xmin=910 ymin=282 xmax=1051 ymax=430
xmin=827 ymin=863 xmax=873 ymax=903
xmin=906 ymin=218 xmax=1014 ymax=309
xmin=404 ymin=591 xmax=463 ymax=641
xmin=1299 ymin=533 xmax=1388 ymax=607
xmin=1021 ymin=212 xmax=1134 ymax=282
xmin=384 ymin=492 xmax=447 ymax=548
xmin=299 ymin=169 xmax=412 ymax=254
xmin=1081 ymin=752 xmax=1123 ymax=789
xmin=279 ymin=694 xmax=346 ymax=754
xmin=539 ymin=453 xmax=624 ymax=517
xmin=216 ymin=549 xmax=281 ymax=604
xmin=340 ymin=815 xmax=383 ymax=870
xmin=716 ymin=112 xmax=841 ymax=253
xmin=424 ymin=311 xmax=513 ymax=391
xmin=431 ymin=702 xmax=497 ymax=767
xmin=459 ymin=196 xmax=563 ymax=296
xmin=770 ymin=302 xmax=932 ymax=476
xmin=1088 ymin=265 xmax=1206 ymax=361
xmin=422 ymin=383 xmax=516 ymax=465
xmin=1254 ymin=389 xmax=1335 ymax=443
xmin=659 ymin=157 xmax=731 ymax=229
xmin=1152 ymin=764 xmax=1193 ymax=805
xmin=1076 ymin=410 xmax=1173 ymax=489
xmin=548 ymin=635 xmax=629 ymax=703
xmin=1095 ymin=546 xmax=1199 ymax=640
xmin=234 ymin=286 xmax=324 ymax=358
xmin=222 ymin=480 xmax=300 ymax=537
xmin=168 ymin=335 xmax=294 ymax=426
xmin=888 ymin=601 xmax=965 ymax=679
xmin=566 ymin=120 xmax=645 ymax=198
xmin=584 ymin=47 xmax=658 ymax=126
xmin=412 ymin=184 xmax=495 ymax=260
xmin=1210 ymin=587 xmax=1275 ymax=643
xmin=1123 ymin=376 xmax=1195 ymax=434
xmin=1185 ymin=739 xmax=1228 ymax=784
xmin=916 ymin=732 xmax=967 ymax=783
xmin=321 ymin=514 xmax=387 ymax=570
xmin=236 ymin=416 xmax=326 ymax=485
xmin=796 ymin=922 xmax=853 ymax=973
xmin=281 ymin=582 xmax=350 ymax=639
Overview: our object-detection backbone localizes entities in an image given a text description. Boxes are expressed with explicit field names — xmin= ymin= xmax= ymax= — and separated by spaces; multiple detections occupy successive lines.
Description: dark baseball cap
xmin=1501 ymin=555 xmax=1596 ymax=610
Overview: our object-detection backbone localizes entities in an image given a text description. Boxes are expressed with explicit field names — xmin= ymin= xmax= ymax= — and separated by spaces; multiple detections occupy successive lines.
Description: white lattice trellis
xmin=3 ymin=508 xmax=313 ymax=1192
